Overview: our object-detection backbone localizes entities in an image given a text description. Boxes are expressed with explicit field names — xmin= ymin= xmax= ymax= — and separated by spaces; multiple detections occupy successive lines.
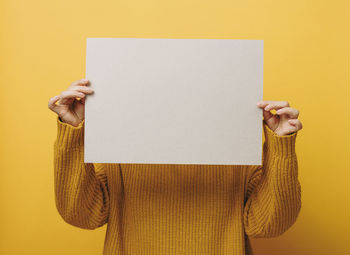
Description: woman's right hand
xmin=48 ymin=78 xmax=94 ymax=127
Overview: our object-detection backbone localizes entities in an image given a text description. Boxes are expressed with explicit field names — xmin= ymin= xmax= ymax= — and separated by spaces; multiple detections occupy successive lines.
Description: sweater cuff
xmin=263 ymin=122 xmax=297 ymax=157
xmin=55 ymin=116 xmax=85 ymax=148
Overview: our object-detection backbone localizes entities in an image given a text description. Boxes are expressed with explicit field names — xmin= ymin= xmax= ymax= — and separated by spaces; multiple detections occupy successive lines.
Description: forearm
xmin=53 ymin=116 xmax=109 ymax=230
xmin=244 ymin=123 xmax=301 ymax=238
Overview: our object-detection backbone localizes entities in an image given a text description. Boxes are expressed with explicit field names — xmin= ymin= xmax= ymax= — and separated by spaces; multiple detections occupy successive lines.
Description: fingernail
xmin=82 ymin=78 xmax=89 ymax=82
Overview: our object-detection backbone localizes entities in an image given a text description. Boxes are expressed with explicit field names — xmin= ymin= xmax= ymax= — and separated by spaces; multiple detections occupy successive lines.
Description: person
xmin=48 ymin=78 xmax=303 ymax=255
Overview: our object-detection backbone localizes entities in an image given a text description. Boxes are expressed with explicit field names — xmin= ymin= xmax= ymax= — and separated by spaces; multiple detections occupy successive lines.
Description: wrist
xmin=58 ymin=115 xmax=83 ymax=127
xmin=263 ymin=122 xmax=297 ymax=157
xmin=55 ymin=116 xmax=85 ymax=148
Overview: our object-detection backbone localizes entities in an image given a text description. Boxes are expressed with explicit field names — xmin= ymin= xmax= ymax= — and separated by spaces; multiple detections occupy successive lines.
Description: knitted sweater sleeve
xmin=53 ymin=116 xmax=110 ymax=230
xmin=243 ymin=122 xmax=302 ymax=238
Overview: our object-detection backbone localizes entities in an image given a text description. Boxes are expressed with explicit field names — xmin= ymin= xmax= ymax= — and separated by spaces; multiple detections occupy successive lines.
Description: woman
xmin=48 ymin=78 xmax=303 ymax=255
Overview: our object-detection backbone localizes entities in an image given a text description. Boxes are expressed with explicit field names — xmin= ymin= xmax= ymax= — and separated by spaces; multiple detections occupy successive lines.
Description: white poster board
xmin=85 ymin=38 xmax=263 ymax=165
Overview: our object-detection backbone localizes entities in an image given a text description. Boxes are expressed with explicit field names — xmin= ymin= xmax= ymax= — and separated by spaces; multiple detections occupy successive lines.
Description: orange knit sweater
xmin=53 ymin=116 xmax=301 ymax=255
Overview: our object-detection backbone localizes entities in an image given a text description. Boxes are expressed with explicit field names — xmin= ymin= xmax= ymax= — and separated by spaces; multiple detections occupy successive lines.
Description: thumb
xmin=48 ymin=96 xmax=61 ymax=115
xmin=262 ymin=108 xmax=273 ymax=121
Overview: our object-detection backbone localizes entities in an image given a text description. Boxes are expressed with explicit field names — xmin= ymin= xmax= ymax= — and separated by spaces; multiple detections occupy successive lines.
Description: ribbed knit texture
xmin=53 ymin=116 xmax=301 ymax=255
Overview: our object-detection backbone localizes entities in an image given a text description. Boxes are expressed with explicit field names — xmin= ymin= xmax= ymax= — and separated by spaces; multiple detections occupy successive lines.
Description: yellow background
xmin=1 ymin=0 xmax=349 ymax=254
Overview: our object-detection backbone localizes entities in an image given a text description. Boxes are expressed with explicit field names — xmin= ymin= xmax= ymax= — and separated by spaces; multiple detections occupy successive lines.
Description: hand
xmin=48 ymin=79 xmax=94 ymax=127
xmin=256 ymin=100 xmax=303 ymax=136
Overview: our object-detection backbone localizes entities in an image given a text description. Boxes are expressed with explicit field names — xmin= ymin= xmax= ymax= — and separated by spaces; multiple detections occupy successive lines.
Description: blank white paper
xmin=85 ymin=38 xmax=263 ymax=165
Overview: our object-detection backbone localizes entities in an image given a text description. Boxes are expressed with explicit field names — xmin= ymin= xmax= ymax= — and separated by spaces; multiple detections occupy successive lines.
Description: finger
xmin=48 ymin=96 xmax=61 ymax=114
xmin=288 ymin=119 xmax=303 ymax=130
xmin=256 ymin=100 xmax=287 ymax=108
xmin=60 ymin=90 xmax=86 ymax=103
xmin=263 ymin=101 xmax=290 ymax=111
xmin=256 ymin=101 xmax=269 ymax=108
xmin=69 ymin=78 xmax=90 ymax=88
xmin=284 ymin=125 xmax=299 ymax=135
xmin=256 ymin=101 xmax=275 ymax=121
xmin=68 ymin=85 xmax=94 ymax=94
xmin=276 ymin=107 xmax=299 ymax=119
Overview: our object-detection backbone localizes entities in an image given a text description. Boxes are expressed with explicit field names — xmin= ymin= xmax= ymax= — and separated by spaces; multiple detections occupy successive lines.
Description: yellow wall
xmin=1 ymin=0 xmax=349 ymax=254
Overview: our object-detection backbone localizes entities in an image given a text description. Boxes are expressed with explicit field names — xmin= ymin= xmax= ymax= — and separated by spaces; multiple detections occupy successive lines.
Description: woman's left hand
xmin=256 ymin=100 xmax=303 ymax=136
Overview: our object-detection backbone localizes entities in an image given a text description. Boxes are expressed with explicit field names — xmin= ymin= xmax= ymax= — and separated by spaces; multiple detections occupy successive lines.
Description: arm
xmin=243 ymin=122 xmax=302 ymax=238
xmin=53 ymin=116 xmax=110 ymax=230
